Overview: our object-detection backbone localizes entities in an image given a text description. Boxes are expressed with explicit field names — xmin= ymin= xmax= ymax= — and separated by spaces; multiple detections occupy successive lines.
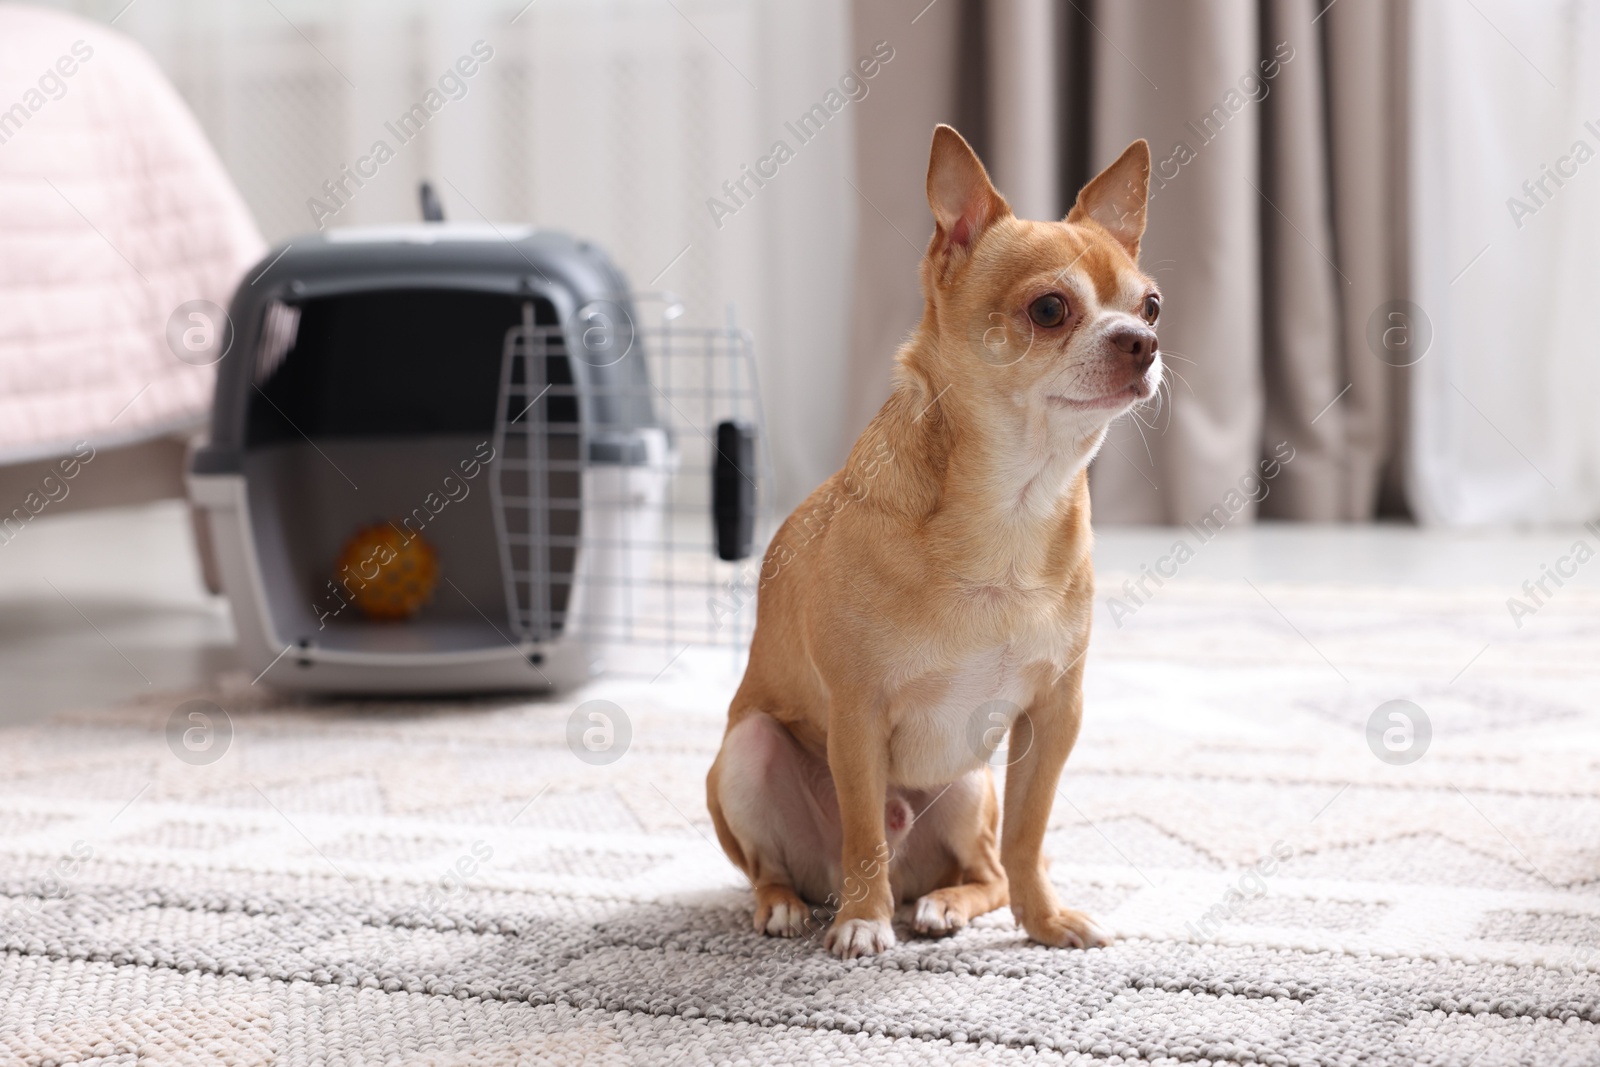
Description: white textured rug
xmin=2 ymin=578 xmax=1598 ymax=1065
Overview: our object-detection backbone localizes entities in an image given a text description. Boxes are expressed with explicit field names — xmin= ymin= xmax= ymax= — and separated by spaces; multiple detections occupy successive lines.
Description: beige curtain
xmin=843 ymin=0 xmax=967 ymax=436
xmin=846 ymin=0 xmax=1411 ymax=523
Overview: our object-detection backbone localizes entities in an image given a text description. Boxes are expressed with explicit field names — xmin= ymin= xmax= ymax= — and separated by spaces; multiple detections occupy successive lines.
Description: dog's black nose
xmin=1108 ymin=324 xmax=1158 ymax=374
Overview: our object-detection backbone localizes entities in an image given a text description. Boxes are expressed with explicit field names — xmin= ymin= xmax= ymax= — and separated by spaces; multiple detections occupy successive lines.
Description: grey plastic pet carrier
xmin=188 ymin=219 xmax=767 ymax=693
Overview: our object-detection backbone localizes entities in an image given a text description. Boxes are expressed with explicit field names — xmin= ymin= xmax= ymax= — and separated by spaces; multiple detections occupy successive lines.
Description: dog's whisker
xmin=1138 ymin=377 xmax=1171 ymax=435
xmin=1127 ymin=406 xmax=1157 ymax=466
xmin=1163 ymin=366 xmax=1197 ymax=396
xmin=1144 ymin=383 xmax=1167 ymax=423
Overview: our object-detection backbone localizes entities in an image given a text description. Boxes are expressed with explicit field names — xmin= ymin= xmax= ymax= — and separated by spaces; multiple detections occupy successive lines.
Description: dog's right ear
xmin=926 ymin=125 xmax=1010 ymax=262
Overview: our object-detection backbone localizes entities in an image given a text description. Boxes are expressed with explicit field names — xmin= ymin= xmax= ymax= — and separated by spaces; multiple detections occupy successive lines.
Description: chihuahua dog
xmin=706 ymin=125 xmax=1160 ymax=958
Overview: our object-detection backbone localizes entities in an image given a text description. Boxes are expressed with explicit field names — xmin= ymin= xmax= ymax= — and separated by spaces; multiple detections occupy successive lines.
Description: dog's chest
xmin=886 ymin=644 xmax=1040 ymax=789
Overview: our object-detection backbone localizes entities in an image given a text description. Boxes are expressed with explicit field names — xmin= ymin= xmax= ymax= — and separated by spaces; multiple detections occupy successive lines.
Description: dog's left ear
xmin=926 ymin=125 xmax=1010 ymax=260
xmin=1067 ymin=139 xmax=1151 ymax=259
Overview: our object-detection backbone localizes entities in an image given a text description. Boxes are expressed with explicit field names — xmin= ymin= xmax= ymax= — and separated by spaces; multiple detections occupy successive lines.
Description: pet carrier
xmin=188 ymin=221 xmax=767 ymax=693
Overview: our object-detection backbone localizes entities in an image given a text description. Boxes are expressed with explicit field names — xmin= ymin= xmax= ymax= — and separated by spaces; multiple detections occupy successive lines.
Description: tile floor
xmin=0 ymin=500 xmax=1592 ymax=727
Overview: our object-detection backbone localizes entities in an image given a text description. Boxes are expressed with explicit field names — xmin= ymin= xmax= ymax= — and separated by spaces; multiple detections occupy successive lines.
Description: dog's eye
xmin=1029 ymin=295 xmax=1067 ymax=328
xmin=1142 ymin=295 xmax=1160 ymax=323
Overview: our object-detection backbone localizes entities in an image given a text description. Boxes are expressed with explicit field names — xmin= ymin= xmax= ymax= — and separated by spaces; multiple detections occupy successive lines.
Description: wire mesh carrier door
xmin=489 ymin=294 xmax=768 ymax=678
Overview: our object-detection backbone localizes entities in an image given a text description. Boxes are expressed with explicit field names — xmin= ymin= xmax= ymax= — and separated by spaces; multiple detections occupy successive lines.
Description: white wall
xmin=50 ymin=0 xmax=858 ymax=510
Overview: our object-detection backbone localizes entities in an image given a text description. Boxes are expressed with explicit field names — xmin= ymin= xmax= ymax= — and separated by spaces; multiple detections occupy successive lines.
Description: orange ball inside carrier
xmin=334 ymin=523 xmax=440 ymax=621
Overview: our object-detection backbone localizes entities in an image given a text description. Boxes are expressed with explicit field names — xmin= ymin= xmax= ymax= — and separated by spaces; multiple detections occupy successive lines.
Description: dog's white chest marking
xmin=888 ymin=645 xmax=1035 ymax=789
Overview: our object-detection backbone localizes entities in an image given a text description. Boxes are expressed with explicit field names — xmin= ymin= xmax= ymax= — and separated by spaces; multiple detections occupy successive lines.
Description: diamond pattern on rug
xmin=1 ymin=580 xmax=1597 ymax=1065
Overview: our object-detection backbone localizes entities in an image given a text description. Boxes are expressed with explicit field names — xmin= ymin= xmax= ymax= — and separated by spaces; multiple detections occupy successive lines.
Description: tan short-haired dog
xmin=707 ymin=125 xmax=1160 ymax=958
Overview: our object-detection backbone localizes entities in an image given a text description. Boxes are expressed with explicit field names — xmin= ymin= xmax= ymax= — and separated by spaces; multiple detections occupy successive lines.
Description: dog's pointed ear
xmin=1067 ymin=139 xmax=1151 ymax=259
xmin=926 ymin=125 xmax=1010 ymax=258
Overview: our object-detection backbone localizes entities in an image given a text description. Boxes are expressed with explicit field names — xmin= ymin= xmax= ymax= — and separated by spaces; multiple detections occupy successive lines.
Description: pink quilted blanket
xmin=0 ymin=3 xmax=263 ymax=462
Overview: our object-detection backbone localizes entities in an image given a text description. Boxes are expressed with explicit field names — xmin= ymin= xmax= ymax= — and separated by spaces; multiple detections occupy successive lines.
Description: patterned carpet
xmin=1 ymin=578 xmax=1598 ymax=1065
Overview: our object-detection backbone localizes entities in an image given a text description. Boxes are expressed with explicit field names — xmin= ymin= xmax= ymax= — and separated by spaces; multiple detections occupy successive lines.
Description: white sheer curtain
xmin=47 ymin=0 xmax=858 ymax=510
xmin=1410 ymin=0 xmax=1600 ymax=525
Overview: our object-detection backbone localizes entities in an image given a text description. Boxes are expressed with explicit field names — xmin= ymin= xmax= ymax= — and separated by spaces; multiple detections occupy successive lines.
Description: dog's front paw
xmin=825 ymin=916 xmax=895 ymax=959
xmin=1019 ymin=905 xmax=1112 ymax=949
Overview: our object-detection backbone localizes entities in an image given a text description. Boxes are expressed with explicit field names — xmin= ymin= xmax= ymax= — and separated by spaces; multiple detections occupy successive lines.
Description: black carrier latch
xmin=713 ymin=420 xmax=757 ymax=561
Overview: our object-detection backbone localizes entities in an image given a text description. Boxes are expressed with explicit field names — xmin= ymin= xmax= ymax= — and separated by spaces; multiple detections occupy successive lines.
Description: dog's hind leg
xmin=708 ymin=711 xmax=843 ymax=938
xmin=900 ymin=768 xmax=1009 ymax=937
xmin=751 ymin=883 xmax=812 ymax=938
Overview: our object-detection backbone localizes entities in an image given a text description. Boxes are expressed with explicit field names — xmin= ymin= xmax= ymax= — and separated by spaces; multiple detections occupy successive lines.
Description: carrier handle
xmin=418 ymin=180 xmax=445 ymax=222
